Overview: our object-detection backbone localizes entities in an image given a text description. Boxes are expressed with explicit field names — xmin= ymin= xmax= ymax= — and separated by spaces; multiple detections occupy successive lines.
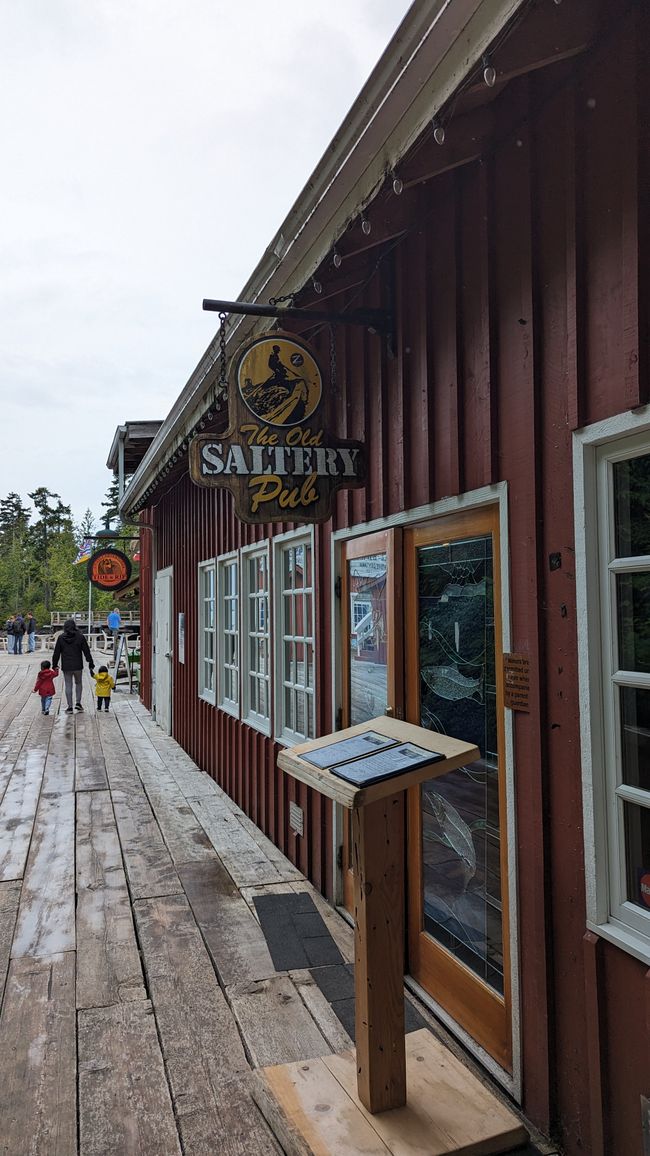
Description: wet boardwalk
xmin=0 ymin=653 xmax=545 ymax=1156
xmin=0 ymin=652 xmax=362 ymax=1155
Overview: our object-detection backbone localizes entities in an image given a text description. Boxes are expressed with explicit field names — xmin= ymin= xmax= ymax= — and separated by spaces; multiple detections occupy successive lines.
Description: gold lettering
xmin=248 ymin=472 xmax=319 ymax=514
xmin=285 ymin=426 xmax=323 ymax=447
xmin=249 ymin=476 xmax=282 ymax=513
xmin=240 ymin=423 xmax=278 ymax=447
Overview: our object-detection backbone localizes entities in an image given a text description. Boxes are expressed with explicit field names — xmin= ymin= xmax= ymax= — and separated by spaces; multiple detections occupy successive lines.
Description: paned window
xmin=217 ymin=553 xmax=239 ymax=715
xmin=242 ymin=545 xmax=270 ymax=732
xmin=576 ymin=419 xmax=650 ymax=963
xmin=198 ymin=560 xmax=216 ymax=704
xmin=274 ymin=532 xmax=315 ymax=744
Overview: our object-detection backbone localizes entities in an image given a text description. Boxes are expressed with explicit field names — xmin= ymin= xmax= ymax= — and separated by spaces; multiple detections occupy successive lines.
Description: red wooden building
xmin=115 ymin=1 xmax=650 ymax=1151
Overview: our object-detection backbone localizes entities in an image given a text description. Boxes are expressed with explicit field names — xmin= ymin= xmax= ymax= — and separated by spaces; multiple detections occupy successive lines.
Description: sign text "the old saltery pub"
xmin=189 ymin=332 xmax=364 ymax=523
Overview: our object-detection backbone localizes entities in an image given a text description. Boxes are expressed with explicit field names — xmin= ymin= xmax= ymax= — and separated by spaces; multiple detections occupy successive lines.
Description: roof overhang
xmin=121 ymin=0 xmax=526 ymax=517
xmin=107 ymin=421 xmax=164 ymax=474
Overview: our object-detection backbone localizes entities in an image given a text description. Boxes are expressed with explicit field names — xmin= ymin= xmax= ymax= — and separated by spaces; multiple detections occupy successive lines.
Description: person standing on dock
xmin=13 ymin=613 xmax=25 ymax=655
xmin=24 ymin=611 xmax=36 ymax=653
xmin=52 ymin=619 xmax=95 ymax=713
xmin=4 ymin=615 xmax=15 ymax=655
xmin=107 ymin=606 xmax=121 ymax=659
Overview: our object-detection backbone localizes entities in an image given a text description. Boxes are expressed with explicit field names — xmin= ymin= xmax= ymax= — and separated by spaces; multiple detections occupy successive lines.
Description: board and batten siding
xmin=138 ymin=12 xmax=650 ymax=1154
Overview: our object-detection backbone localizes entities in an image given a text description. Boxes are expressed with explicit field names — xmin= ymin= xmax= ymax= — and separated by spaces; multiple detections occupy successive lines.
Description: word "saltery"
xmin=199 ymin=442 xmax=362 ymax=478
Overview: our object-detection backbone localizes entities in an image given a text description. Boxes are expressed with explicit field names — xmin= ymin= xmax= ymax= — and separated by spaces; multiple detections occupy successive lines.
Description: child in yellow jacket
xmin=91 ymin=665 xmax=115 ymax=711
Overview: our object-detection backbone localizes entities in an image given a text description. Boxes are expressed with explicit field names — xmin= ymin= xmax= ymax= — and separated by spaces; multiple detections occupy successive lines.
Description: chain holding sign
xmin=189 ymin=331 xmax=365 ymax=523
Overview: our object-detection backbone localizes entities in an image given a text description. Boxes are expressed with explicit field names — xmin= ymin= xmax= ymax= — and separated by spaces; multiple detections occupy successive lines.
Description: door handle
xmin=165 ymin=652 xmax=172 ymax=658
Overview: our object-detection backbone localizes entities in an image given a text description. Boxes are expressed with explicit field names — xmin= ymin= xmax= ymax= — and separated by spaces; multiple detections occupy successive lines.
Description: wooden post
xmin=352 ymin=790 xmax=406 ymax=1113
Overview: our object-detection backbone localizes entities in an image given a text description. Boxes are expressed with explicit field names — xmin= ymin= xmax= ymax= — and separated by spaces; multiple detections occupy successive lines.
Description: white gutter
xmin=122 ymin=0 xmax=526 ymax=517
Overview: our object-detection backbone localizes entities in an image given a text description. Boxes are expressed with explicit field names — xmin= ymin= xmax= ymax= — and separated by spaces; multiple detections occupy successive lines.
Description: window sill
xmin=244 ymin=713 xmax=271 ymax=737
xmin=275 ymin=730 xmax=312 ymax=749
xmin=198 ymin=691 xmax=216 ymax=707
xmin=218 ymin=701 xmax=240 ymax=720
xmin=586 ymin=918 xmax=650 ymax=967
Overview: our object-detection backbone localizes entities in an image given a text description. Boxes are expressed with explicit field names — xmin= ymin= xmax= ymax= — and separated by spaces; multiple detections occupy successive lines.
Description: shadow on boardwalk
xmin=0 ymin=653 xmax=544 ymax=1156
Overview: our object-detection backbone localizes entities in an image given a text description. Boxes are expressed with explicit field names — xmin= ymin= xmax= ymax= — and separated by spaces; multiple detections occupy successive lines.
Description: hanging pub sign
xmin=189 ymin=332 xmax=365 ymax=523
xmin=87 ymin=548 xmax=132 ymax=592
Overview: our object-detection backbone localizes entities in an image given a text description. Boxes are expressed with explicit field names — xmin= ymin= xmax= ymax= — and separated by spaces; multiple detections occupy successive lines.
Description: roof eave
xmin=121 ymin=0 xmax=526 ymax=518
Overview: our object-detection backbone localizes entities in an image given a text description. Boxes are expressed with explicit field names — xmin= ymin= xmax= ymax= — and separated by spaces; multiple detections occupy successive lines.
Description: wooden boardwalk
xmin=0 ymin=653 xmax=543 ymax=1156
xmin=0 ymin=652 xmax=356 ymax=1156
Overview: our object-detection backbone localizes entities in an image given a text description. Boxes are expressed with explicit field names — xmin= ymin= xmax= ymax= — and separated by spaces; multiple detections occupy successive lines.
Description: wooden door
xmin=405 ymin=508 xmax=512 ymax=1071
xmin=340 ymin=530 xmax=403 ymax=910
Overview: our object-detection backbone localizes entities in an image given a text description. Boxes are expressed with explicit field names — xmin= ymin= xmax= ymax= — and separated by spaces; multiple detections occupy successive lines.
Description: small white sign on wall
xmin=178 ymin=612 xmax=185 ymax=664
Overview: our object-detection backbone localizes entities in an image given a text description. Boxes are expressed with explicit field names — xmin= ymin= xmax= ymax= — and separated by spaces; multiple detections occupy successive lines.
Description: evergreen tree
xmin=28 ymin=488 xmax=73 ymax=609
xmin=0 ymin=493 xmax=32 ymax=612
xmin=79 ymin=508 xmax=96 ymax=540
xmin=0 ymin=493 xmax=30 ymax=542
xmin=101 ymin=476 xmax=121 ymax=530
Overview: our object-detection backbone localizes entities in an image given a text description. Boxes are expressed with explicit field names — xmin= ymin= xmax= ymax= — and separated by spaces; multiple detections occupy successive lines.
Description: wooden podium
xmin=253 ymin=717 xmax=528 ymax=1155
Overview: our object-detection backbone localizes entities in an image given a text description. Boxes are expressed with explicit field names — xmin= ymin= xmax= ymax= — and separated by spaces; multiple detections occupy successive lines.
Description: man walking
xmin=24 ymin=611 xmax=37 ymax=653
xmin=107 ymin=606 xmax=121 ymax=659
xmin=13 ymin=614 xmax=25 ymax=655
xmin=52 ymin=619 xmax=95 ymax=713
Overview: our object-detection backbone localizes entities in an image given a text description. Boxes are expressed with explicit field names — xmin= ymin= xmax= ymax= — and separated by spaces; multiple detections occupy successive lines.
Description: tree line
xmin=0 ymin=479 xmax=138 ymax=630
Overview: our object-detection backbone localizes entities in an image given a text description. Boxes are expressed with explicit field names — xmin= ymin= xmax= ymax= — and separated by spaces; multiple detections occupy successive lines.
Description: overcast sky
xmin=1 ymin=0 xmax=411 ymax=527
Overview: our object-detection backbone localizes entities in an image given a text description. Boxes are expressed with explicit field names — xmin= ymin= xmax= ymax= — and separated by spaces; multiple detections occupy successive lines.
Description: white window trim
xmin=217 ymin=550 xmax=240 ymax=718
xmin=197 ymin=559 xmax=216 ymax=706
xmin=273 ymin=527 xmax=316 ymax=747
xmin=574 ymin=406 xmax=650 ymax=966
xmin=241 ymin=541 xmax=271 ymax=736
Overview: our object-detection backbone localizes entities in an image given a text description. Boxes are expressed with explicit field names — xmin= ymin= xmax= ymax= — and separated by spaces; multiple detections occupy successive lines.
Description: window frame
xmin=197 ymin=558 xmax=216 ymax=706
xmin=241 ymin=541 xmax=271 ymax=735
xmin=575 ymin=412 xmax=650 ymax=964
xmin=273 ymin=527 xmax=316 ymax=746
xmin=216 ymin=550 xmax=240 ymax=718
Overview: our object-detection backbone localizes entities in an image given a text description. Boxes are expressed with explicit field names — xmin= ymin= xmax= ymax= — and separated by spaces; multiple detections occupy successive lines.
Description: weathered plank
xmin=289 ymin=969 xmax=354 ymax=1053
xmin=0 ymin=952 xmax=76 ymax=1156
xmin=229 ymin=975 xmax=331 ymax=1068
xmin=178 ymin=859 xmax=276 ymax=987
xmin=41 ymin=713 xmax=75 ymax=795
xmin=111 ymin=786 xmax=183 ymax=900
xmin=221 ymin=797 xmax=305 ymax=882
xmin=142 ymin=780 xmax=215 ymax=865
xmin=0 ymin=882 xmax=21 ymax=1003
xmin=12 ymin=791 xmax=76 ymax=958
xmin=76 ymin=790 xmax=146 ymax=1008
xmin=78 ymin=1000 xmax=181 ymax=1156
xmin=188 ymin=795 xmax=290 ymax=887
xmin=134 ymin=893 xmax=279 ymax=1155
xmin=75 ymin=710 xmax=108 ymax=791
xmin=0 ymin=751 xmax=46 ymax=882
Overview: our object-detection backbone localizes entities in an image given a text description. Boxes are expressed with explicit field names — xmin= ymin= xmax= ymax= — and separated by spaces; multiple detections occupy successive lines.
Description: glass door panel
xmin=340 ymin=530 xmax=402 ymax=910
xmin=406 ymin=508 xmax=511 ymax=1070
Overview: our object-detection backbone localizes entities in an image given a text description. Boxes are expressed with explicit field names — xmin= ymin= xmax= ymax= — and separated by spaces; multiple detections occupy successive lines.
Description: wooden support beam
xmin=352 ymin=791 xmax=406 ymax=1113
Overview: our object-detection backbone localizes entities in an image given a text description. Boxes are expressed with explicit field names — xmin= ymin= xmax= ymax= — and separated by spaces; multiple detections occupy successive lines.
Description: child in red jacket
xmin=33 ymin=660 xmax=59 ymax=715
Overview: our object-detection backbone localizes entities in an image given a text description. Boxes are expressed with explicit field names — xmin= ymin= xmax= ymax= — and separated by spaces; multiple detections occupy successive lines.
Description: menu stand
xmin=253 ymin=716 xmax=528 ymax=1155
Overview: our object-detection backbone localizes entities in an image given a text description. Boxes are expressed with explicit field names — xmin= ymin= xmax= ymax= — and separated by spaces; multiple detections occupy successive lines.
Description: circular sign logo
xmin=87 ymin=549 xmax=132 ymax=592
xmin=640 ymin=871 xmax=650 ymax=909
xmin=237 ymin=335 xmax=322 ymax=427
